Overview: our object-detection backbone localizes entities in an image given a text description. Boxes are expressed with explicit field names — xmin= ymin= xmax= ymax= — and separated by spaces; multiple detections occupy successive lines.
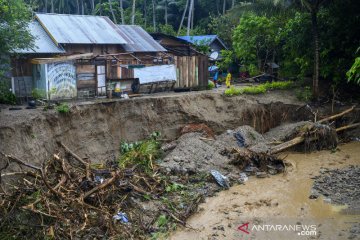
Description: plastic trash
xmin=113 ymin=212 xmax=129 ymax=223
xmin=234 ymin=132 xmax=245 ymax=147
xmin=94 ymin=175 xmax=104 ymax=184
xmin=210 ymin=170 xmax=230 ymax=189
xmin=239 ymin=172 xmax=248 ymax=183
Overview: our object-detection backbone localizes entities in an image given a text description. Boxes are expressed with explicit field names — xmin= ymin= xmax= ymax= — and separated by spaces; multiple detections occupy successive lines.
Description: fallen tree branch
xmin=335 ymin=123 xmax=360 ymax=133
xmin=82 ymin=171 xmax=119 ymax=199
xmin=57 ymin=141 xmax=92 ymax=181
xmin=0 ymin=152 xmax=42 ymax=172
xmin=271 ymin=122 xmax=360 ymax=154
xmin=317 ymin=106 xmax=355 ymax=123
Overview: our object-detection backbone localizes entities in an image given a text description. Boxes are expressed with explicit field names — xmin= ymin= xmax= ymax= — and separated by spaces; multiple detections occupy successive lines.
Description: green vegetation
xmin=0 ymin=0 xmax=33 ymax=83
xmin=0 ymin=81 xmax=16 ymax=104
xmin=207 ymin=81 xmax=215 ymax=90
xmin=165 ymin=182 xmax=185 ymax=193
xmin=225 ymin=81 xmax=294 ymax=96
xmin=347 ymin=57 xmax=360 ymax=85
xmin=296 ymin=86 xmax=312 ymax=102
xmin=31 ymin=88 xmax=46 ymax=100
xmin=56 ymin=103 xmax=70 ymax=114
xmin=118 ymin=132 xmax=161 ymax=171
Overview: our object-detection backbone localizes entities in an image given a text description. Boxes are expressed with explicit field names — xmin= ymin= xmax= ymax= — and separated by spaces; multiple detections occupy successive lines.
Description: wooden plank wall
xmin=174 ymin=55 xmax=208 ymax=88
xmin=76 ymin=64 xmax=96 ymax=90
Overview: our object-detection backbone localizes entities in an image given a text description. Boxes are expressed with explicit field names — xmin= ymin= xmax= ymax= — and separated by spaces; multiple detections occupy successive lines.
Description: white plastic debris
xmin=210 ymin=170 xmax=230 ymax=189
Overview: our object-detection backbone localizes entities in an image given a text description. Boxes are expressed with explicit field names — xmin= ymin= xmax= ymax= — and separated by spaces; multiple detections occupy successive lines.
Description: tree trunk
xmin=152 ymin=0 xmax=156 ymax=31
xmin=81 ymin=0 xmax=84 ymax=15
xmin=76 ymin=0 xmax=80 ymax=14
xmin=187 ymin=0 xmax=194 ymax=35
xmin=90 ymin=0 xmax=95 ymax=14
xmin=165 ymin=0 xmax=168 ymax=25
xmin=51 ymin=0 xmax=54 ymax=13
xmin=99 ymin=0 xmax=103 ymax=15
xmin=45 ymin=0 xmax=48 ymax=12
xmin=108 ymin=0 xmax=117 ymax=24
xmin=177 ymin=0 xmax=189 ymax=35
xmin=191 ymin=3 xmax=194 ymax=30
xmin=223 ymin=0 xmax=226 ymax=14
xmin=119 ymin=0 xmax=125 ymax=24
xmin=131 ymin=0 xmax=136 ymax=25
xmin=144 ymin=0 xmax=147 ymax=27
xmin=311 ymin=11 xmax=320 ymax=99
xmin=232 ymin=0 xmax=235 ymax=8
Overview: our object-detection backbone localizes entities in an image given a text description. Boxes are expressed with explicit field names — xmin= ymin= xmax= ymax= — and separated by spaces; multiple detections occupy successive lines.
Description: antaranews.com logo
xmin=238 ymin=222 xmax=317 ymax=237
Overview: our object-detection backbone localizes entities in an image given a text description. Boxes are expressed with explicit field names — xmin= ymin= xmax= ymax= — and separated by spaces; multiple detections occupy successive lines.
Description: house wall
xmin=210 ymin=40 xmax=225 ymax=53
xmin=174 ymin=55 xmax=208 ymax=88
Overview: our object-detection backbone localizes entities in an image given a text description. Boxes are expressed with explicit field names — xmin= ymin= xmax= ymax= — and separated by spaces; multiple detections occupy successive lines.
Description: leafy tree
xmin=232 ymin=13 xmax=279 ymax=73
xmin=216 ymin=49 xmax=235 ymax=71
xmin=0 ymin=0 xmax=33 ymax=54
xmin=347 ymin=56 xmax=360 ymax=85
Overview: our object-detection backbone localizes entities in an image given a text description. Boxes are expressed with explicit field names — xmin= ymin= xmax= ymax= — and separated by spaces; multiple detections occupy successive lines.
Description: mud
xmin=312 ymin=166 xmax=360 ymax=210
xmin=0 ymin=91 xmax=309 ymax=166
xmin=171 ymin=142 xmax=360 ymax=240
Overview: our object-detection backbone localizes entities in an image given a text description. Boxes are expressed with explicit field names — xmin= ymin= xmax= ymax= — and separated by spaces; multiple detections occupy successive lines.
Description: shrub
xmin=242 ymin=85 xmax=267 ymax=94
xmin=224 ymin=81 xmax=294 ymax=96
xmin=263 ymin=81 xmax=294 ymax=90
xmin=0 ymin=81 xmax=16 ymax=104
xmin=118 ymin=132 xmax=161 ymax=171
xmin=207 ymin=81 xmax=215 ymax=90
xmin=296 ymin=86 xmax=312 ymax=101
xmin=224 ymin=86 xmax=243 ymax=96
xmin=56 ymin=103 xmax=70 ymax=114
xmin=31 ymin=88 xmax=46 ymax=100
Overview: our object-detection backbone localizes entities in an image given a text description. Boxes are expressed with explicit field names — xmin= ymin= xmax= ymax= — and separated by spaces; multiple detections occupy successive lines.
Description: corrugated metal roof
xmin=35 ymin=13 xmax=128 ymax=45
xmin=118 ymin=25 xmax=166 ymax=52
xmin=178 ymin=35 xmax=227 ymax=49
xmin=14 ymin=21 xmax=65 ymax=54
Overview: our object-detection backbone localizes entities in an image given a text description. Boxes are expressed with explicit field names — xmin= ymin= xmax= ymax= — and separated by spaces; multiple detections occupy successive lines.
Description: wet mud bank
xmin=0 ymin=91 xmax=310 ymax=164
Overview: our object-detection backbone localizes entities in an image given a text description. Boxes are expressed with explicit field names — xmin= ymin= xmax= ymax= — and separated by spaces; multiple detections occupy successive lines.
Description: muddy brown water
xmin=171 ymin=142 xmax=360 ymax=240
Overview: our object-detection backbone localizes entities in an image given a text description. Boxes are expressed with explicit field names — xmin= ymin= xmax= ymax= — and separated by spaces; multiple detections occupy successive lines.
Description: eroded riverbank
xmin=171 ymin=142 xmax=360 ymax=240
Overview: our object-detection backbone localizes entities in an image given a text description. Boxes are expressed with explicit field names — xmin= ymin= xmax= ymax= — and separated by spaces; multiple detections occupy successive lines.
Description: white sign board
xmin=134 ymin=65 xmax=177 ymax=84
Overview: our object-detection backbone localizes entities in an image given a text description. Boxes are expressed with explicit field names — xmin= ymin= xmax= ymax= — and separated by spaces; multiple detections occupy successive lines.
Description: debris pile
xmin=0 ymin=140 xmax=207 ymax=239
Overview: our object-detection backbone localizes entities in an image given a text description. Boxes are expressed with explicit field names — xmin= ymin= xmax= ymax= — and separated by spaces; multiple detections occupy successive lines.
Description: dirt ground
xmin=170 ymin=142 xmax=360 ymax=240
xmin=0 ymin=89 xmax=311 ymax=167
xmin=1 ymin=88 xmax=359 ymax=239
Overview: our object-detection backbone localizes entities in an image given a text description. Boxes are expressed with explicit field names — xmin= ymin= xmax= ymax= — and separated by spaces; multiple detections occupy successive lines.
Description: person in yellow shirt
xmin=226 ymin=72 xmax=232 ymax=88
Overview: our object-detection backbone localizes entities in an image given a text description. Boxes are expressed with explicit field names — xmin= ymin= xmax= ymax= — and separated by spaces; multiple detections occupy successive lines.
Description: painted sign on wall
xmin=47 ymin=61 xmax=76 ymax=99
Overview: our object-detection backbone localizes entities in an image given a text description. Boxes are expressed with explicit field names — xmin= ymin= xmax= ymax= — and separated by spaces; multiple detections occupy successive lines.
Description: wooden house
xmin=151 ymin=33 xmax=209 ymax=89
xmin=11 ymin=13 xmax=171 ymax=100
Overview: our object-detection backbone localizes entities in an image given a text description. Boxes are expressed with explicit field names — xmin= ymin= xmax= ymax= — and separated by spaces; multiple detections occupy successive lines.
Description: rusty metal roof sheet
xmin=117 ymin=25 xmax=166 ymax=52
xmin=35 ymin=13 xmax=128 ymax=45
xmin=14 ymin=21 xmax=65 ymax=54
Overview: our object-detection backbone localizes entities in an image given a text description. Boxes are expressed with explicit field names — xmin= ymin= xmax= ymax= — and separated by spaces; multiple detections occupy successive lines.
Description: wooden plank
xmin=31 ymin=53 xmax=93 ymax=64
xmin=76 ymin=64 xmax=95 ymax=74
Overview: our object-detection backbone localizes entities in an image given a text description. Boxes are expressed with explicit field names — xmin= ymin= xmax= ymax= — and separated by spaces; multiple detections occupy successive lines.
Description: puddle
xmin=171 ymin=142 xmax=360 ymax=239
